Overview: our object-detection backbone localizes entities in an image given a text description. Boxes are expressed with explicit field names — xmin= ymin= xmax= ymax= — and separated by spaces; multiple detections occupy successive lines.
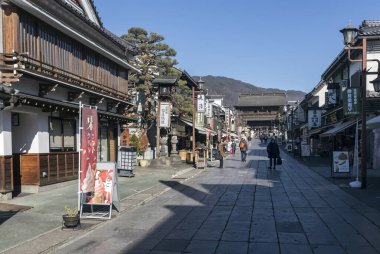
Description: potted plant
xmin=62 ymin=205 xmax=80 ymax=228
xmin=129 ymin=134 xmax=139 ymax=151
xmin=138 ymin=132 xmax=150 ymax=167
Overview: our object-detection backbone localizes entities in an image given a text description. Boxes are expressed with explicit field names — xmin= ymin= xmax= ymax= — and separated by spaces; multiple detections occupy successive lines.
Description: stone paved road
xmin=52 ymin=140 xmax=380 ymax=254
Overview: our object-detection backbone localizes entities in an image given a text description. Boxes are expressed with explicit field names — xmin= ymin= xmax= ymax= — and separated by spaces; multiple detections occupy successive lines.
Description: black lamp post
xmin=340 ymin=24 xmax=358 ymax=46
xmin=340 ymin=24 xmax=368 ymax=188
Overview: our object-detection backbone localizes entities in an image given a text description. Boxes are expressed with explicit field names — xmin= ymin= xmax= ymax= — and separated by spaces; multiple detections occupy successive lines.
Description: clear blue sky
xmin=93 ymin=0 xmax=380 ymax=92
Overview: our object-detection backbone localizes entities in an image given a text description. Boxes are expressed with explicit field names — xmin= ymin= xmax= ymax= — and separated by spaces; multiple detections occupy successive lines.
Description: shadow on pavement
xmin=0 ymin=203 xmax=33 ymax=225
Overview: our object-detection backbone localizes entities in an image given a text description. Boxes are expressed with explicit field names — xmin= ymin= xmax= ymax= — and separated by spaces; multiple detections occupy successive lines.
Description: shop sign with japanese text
xmin=308 ymin=109 xmax=322 ymax=129
xmin=159 ymin=102 xmax=171 ymax=128
xmin=195 ymin=112 xmax=204 ymax=127
xmin=197 ymin=94 xmax=205 ymax=112
xmin=343 ymin=88 xmax=360 ymax=116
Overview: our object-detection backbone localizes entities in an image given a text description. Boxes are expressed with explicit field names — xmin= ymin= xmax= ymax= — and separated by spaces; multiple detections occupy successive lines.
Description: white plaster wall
xmin=0 ymin=111 xmax=12 ymax=155
xmin=317 ymin=85 xmax=327 ymax=107
xmin=12 ymin=113 xmax=38 ymax=153
xmin=349 ymin=52 xmax=380 ymax=92
xmin=367 ymin=52 xmax=380 ymax=92
xmin=12 ymin=77 xmax=39 ymax=95
xmin=37 ymin=112 xmax=50 ymax=153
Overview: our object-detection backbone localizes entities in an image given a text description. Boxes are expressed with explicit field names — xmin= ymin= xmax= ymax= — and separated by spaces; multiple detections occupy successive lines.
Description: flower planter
xmin=62 ymin=214 xmax=80 ymax=228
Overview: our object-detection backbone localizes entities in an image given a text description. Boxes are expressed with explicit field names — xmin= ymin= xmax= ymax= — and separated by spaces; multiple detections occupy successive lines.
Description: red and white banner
xmin=80 ymin=106 xmax=98 ymax=193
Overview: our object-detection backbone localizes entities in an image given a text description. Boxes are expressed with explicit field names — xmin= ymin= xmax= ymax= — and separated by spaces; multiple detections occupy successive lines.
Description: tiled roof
xmin=56 ymin=0 xmax=130 ymax=50
xmin=361 ymin=20 xmax=380 ymax=28
xmin=152 ymin=77 xmax=178 ymax=85
xmin=359 ymin=20 xmax=380 ymax=36
xmin=235 ymin=93 xmax=287 ymax=107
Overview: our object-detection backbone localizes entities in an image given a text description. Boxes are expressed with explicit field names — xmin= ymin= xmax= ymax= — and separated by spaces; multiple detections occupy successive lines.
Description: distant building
xmin=234 ymin=93 xmax=287 ymax=132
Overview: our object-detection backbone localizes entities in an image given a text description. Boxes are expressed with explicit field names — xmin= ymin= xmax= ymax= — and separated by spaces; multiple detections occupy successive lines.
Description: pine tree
xmin=121 ymin=27 xmax=178 ymax=93
xmin=121 ymin=28 xmax=195 ymax=123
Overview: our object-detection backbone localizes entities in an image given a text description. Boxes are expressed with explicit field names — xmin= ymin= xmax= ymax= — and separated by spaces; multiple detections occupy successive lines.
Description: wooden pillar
xmin=3 ymin=3 xmax=19 ymax=53
xmin=192 ymin=86 xmax=195 ymax=153
xmin=361 ymin=38 xmax=367 ymax=189
xmin=156 ymin=101 xmax=160 ymax=158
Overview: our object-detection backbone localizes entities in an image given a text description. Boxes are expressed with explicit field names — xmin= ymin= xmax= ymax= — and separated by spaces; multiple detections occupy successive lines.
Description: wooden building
xmin=235 ymin=93 xmax=287 ymax=131
xmin=0 ymin=0 xmax=138 ymax=198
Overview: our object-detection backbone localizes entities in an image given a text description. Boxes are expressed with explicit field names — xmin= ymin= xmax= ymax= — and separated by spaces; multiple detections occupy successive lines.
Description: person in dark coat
xmin=267 ymin=138 xmax=280 ymax=169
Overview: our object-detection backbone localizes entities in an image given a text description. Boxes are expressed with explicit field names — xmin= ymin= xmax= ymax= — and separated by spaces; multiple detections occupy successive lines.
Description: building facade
xmin=235 ymin=93 xmax=287 ymax=134
xmin=0 ymin=0 xmax=138 ymax=198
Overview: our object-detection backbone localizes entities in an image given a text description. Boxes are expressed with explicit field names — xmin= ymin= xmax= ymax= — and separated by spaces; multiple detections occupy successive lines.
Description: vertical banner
xmin=159 ymin=102 xmax=171 ymax=128
xmin=206 ymin=103 xmax=213 ymax=118
xmin=80 ymin=106 xmax=98 ymax=194
xmin=343 ymin=88 xmax=360 ymax=116
xmin=209 ymin=117 xmax=215 ymax=130
xmin=195 ymin=112 xmax=205 ymax=127
xmin=197 ymin=94 xmax=205 ymax=112
xmin=308 ymin=110 xmax=322 ymax=129
xmin=225 ymin=109 xmax=230 ymax=127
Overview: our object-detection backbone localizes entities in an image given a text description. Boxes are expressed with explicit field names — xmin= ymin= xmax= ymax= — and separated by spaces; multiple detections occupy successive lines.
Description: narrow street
xmin=52 ymin=139 xmax=380 ymax=254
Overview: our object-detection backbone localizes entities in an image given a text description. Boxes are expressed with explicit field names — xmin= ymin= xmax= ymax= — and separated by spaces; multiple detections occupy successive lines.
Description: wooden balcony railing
xmin=21 ymin=56 xmax=129 ymax=100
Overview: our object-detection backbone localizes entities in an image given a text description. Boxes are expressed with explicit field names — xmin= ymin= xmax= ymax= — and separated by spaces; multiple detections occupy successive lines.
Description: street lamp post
xmin=340 ymin=24 xmax=380 ymax=189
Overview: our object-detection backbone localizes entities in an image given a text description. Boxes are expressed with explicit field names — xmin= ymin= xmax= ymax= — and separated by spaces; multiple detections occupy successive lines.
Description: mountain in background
xmin=193 ymin=75 xmax=306 ymax=106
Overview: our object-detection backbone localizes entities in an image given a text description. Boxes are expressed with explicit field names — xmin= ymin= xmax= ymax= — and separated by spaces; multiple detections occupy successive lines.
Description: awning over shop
xmin=300 ymin=123 xmax=308 ymax=130
xmin=309 ymin=127 xmax=326 ymax=136
xmin=309 ymin=122 xmax=337 ymax=136
xmin=320 ymin=120 xmax=357 ymax=137
xmin=367 ymin=115 xmax=380 ymax=129
xmin=179 ymin=119 xmax=216 ymax=136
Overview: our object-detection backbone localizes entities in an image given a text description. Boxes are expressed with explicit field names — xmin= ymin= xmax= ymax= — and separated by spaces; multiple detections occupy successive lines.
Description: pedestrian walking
xmin=239 ymin=138 xmax=248 ymax=162
xmin=227 ymin=140 xmax=232 ymax=155
xmin=217 ymin=141 xmax=226 ymax=168
xmin=231 ymin=140 xmax=236 ymax=154
xmin=267 ymin=138 xmax=280 ymax=169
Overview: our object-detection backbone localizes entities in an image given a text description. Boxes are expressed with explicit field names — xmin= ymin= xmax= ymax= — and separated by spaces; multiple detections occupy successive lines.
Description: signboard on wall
xmin=197 ymin=94 xmax=205 ymax=112
xmin=195 ymin=112 xmax=205 ymax=127
xmin=159 ymin=102 xmax=171 ymax=128
xmin=308 ymin=110 xmax=321 ymax=129
xmin=80 ymin=106 xmax=98 ymax=194
xmin=205 ymin=100 xmax=212 ymax=117
xmin=327 ymin=89 xmax=337 ymax=105
xmin=343 ymin=88 xmax=360 ymax=116
xmin=225 ymin=109 xmax=230 ymax=126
